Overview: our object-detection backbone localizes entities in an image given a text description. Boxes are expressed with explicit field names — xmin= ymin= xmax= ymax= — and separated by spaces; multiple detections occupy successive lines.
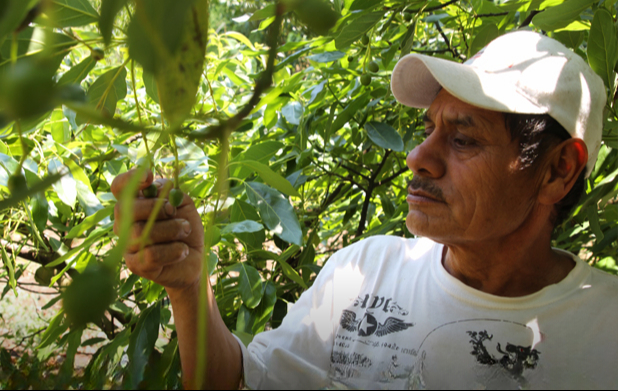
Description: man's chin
xmin=406 ymin=212 xmax=447 ymax=241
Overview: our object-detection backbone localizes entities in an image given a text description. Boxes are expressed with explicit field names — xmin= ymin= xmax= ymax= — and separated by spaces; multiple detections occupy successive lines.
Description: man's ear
xmin=537 ymin=139 xmax=588 ymax=206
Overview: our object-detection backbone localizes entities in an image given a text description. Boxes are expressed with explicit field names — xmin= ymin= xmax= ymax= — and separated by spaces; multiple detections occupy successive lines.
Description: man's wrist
xmin=165 ymin=279 xmax=202 ymax=302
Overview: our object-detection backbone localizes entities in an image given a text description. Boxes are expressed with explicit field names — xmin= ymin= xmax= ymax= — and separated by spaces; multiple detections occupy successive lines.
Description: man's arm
xmin=111 ymin=170 xmax=242 ymax=389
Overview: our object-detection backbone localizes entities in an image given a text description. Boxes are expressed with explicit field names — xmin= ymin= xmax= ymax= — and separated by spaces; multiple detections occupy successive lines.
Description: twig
xmin=519 ymin=10 xmax=541 ymax=29
xmin=378 ymin=167 xmax=409 ymax=186
xmin=434 ymin=22 xmax=464 ymax=61
xmin=409 ymin=0 xmax=459 ymax=13
xmin=189 ymin=6 xmax=285 ymax=141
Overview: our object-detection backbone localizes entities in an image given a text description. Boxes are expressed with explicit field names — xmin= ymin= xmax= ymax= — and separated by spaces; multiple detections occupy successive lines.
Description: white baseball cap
xmin=391 ymin=30 xmax=606 ymax=178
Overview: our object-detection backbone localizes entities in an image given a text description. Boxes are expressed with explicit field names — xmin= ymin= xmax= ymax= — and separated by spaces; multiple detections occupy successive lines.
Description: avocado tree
xmin=0 ymin=0 xmax=616 ymax=388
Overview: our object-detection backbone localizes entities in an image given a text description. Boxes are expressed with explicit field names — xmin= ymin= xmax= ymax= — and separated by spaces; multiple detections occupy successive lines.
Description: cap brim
xmin=391 ymin=54 xmax=545 ymax=115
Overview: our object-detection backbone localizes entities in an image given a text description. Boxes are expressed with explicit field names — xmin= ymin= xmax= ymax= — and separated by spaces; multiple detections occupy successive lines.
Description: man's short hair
xmin=505 ymin=113 xmax=586 ymax=227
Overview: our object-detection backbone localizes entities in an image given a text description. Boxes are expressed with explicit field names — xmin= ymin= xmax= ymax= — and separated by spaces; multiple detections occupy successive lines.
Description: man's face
xmin=406 ymin=90 xmax=540 ymax=244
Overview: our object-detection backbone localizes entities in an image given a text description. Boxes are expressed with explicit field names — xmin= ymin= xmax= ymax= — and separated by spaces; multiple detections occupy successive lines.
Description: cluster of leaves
xmin=0 ymin=0 xmax=616 ymax=388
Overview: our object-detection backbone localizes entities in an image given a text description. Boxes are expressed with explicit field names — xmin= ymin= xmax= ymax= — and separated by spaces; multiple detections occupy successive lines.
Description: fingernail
xmin=140 ymin=171 xmax=149 ymax=183
xmin=165 ymin=202 xmax=176 ymax=217
xmin=181 ymin=245 xmax=190 ymax=260
xmin=153 ymin=181 xmax=163 ymax=189
xmin=181 ymin=220 xmax=192 ymax=235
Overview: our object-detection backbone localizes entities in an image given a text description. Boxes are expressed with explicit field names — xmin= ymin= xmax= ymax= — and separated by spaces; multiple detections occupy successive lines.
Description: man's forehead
xmin=424 ymin=91 xmax=506 ymax=129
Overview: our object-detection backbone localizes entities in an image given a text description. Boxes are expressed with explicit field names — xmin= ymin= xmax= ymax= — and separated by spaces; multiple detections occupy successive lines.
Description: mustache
xmin=408 ymin=177 xmax=446 ymax=202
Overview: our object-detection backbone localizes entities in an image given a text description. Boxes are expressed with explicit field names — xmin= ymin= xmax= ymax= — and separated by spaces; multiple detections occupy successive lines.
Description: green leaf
xmin=587 ymin=205 xmax=605 ymax=243
xmin=230 ymin=141 xmax=284 ymax=180
xmin=221 ymin=220 xmax=264 ymax=235
xmin=100 ymin=0 xmax=128 ymax=46
xmin=49 ymin=0 xmax=100 ymax=28
xmin=230 ymin=200 xmax=265 ymax=249
xmin=30 ymin=193 xmax=49 ymax=233
xmin=207 ymin=251 xmax=218 ymax=276
xmin=249 ymin=4 xmax=277 ymax=21
xmin=142 ymin=71 xmax=160 ymax=104
xmin=277 ymin=256 xmax=308 ymax=289
xmin=307 ymin=51 xmax=346 ymax=63
xmin=552 ymin=30 xmax=585 ymax=50
xmin=231 ymin=263 xmax=264 ymax=309
xmin=531 ymin=0 xmax=596 ymax=31
xmin=38 ymin=311 xmax=68 ymax=349
xmin=349 ymin=0 xmax=382 ymax=11
xmin=245 ymin=182 xmax=303 ymax=246
xmin=66 ymin=205 xmax=114 ymax=239
xmin=238 ymin=160 xmax=301 ymax=197
xmin=0 ymin=0 xmax=39 ymax=46
xmin=587 ymin=9 xmax=618 ymax=91
xmin=58 ymin=55 xmax=97 ymax=86
xmin=365 ymin=121 xmax=404 ymax=152
xmin=81 ymin=66 xmax=128 ymax=120
xmin=49 ymin=159 xmax=77 ymax=208
xmin=335 ymin=11 xmax=385 ymax=50
xmin=0 ymin=172 xmax=63 ymax=211
xmin=252 ymin=281 xmax=277 ymax=334
xmin=127 ymin=0 xmax=197 ymax=73
xmin=469 ymin=24 xmax=501 ymax=57
xmin=282 ymin=101 xmax=303 ymax=125
xmin=126 ymin=303 xmax=161 ymax=389
xmin=331 ymin=91 xmax=371 ymax=132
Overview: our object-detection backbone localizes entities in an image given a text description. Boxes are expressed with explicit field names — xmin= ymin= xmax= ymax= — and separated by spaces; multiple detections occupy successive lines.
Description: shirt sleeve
xmin=235 ymin=253 xmax=343 ymax=390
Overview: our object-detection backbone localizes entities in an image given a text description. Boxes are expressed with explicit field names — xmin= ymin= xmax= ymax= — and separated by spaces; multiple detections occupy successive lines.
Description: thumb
xmin=111 ymin=168 xmax=153 ymax=198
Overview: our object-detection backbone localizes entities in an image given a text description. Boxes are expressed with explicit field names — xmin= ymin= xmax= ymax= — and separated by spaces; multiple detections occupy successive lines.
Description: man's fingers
xmin=126 ymin=219 xmax=192 ymax=253
xmin=114 ymin=198 xmax=176 ymax=227
xmin=111 ymin=169 xmax=153 ymax=198
xmin=125 ymin=242 xmax=190 ymax=273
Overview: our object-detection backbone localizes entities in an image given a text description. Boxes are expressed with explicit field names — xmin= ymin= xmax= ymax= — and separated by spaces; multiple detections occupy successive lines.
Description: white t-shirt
xmin=235 ymin=236 xmax=618 ymax=389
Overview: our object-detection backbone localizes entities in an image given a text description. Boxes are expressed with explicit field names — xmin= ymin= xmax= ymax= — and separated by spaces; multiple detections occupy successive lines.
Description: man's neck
xmin=441 ymin=214 xmax=575 ymax=298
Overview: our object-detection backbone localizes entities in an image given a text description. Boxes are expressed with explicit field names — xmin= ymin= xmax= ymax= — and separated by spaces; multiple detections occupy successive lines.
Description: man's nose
xmin=406 ymin=132 xmax=446 ymax=179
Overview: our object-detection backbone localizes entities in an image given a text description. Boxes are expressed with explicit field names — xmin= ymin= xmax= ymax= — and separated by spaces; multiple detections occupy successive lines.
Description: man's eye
xmin=454 ymin=138 xmax=474 ymax=147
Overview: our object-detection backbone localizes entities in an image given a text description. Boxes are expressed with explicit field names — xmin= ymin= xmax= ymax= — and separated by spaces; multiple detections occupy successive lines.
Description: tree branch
xmin=434 ymin=22 xmax=464 ymax=61
xmin=355 ymin=151 xmax=393 ymax=238
xmin=519 ymin=10 xmax=541 ymax=29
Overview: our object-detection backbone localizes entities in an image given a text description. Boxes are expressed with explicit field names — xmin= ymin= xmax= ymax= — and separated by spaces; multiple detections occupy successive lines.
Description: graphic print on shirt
xmin=340 ymin=310 xmax=415 ymax=337
xmin=330 ymin=293 xmax=416 ymax=385
xmin=406 ymin=319 xmax=542 ymax=390
xmin=468 ymin=330 xmax=540 ymax=378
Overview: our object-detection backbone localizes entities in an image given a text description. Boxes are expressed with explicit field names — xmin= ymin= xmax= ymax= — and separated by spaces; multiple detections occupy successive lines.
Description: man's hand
xmin=111 ymin=170 xmax=205 ymax=291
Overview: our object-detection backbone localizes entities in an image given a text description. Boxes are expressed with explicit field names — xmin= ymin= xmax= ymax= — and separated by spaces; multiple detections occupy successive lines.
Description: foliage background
xmin=0 ymin=0 xmax=616 ymax=388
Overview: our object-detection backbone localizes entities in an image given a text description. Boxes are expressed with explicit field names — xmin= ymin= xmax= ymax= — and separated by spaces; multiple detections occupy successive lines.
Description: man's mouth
xmin=407 ymin=189 xmax=444 ymax=204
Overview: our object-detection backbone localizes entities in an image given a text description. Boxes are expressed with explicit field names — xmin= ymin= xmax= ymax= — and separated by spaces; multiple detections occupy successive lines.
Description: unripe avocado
xmin=91 ymin=48 xmax=105 ymax=61
xmin=170 ymin=188 xmax=184 ymax=207
xmin=360 ymin=74 xmax=372 ymax=86
xmin=63 ymin=264 xmax=116 ymax=328
xmin=368 ymin=61 xmax=379 ymax=73
xmin=8 ymin=175 xmax=27 ymax=193
xmin=143 ymin=184 xmax=158 ymax=198
xmin=361 ymin=35 xmax=370 ymax=46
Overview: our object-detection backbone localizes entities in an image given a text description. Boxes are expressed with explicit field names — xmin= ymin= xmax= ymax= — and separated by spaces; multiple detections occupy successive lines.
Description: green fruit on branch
xmin=368 ymin=61 xmax=379 ymax=73
xmin=91 ymin=48 xmax=105 ymax=61
xmin=361 ymin=35 xmax=370 ymax=46
xmin=347 ymin=56 xmax=354 ymax=62
xmin=360 ymin=74 xmax=372 ymax=86
xmin=0 ymin=59 xmax=56 ymax=120
xmin=156 ymin=1 xmax=209 ymax=125
xmin=8 ymin=174 xmax=27 ymax=193
xmin=170 ymin=188 xmax=184 ymax=207
xmin=403 ymin=12 xmax=413 ymax=22
xmin=290 ymin=0 xmax=340 ymax=36
xmin=143 ymin=184 xmax=158 ymax=198
xmin=62 ymin=264 xmax=116 ymax=328
xmin=35 ymin=266 xmax=54 ymax=286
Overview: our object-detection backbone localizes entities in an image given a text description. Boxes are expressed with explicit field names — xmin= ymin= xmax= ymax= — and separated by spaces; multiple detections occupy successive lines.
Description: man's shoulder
xmin=328 ymin=235 xmax=439 ymax=269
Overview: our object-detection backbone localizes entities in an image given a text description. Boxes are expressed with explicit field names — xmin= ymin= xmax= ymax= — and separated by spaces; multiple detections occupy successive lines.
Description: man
xmin=111 ymin=31 xmax=618 ymax=389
